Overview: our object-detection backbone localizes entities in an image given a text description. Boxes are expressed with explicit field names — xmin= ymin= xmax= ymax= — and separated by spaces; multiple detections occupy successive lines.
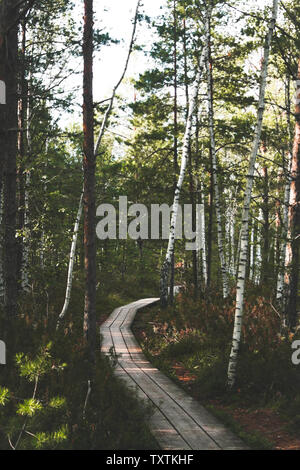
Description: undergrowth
xmin=0 ymin=279 xmax=158 ymax=450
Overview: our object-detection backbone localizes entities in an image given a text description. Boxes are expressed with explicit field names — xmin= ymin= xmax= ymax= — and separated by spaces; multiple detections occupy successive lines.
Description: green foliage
xmin=34 ymin=425 xmax=68 ymax=450
xmin=0 ymin=388 xmax=10 ymax=407
xmin=0 ymin=344 xmax=68 ymax=450
xmin=17 ymin=399 xmax=43 ymax=417
xmin=15 ymin=343 xmax=67 ymax=383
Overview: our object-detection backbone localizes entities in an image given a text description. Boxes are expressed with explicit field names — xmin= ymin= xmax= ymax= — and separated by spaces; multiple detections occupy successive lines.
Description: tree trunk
xmin=206 ymin=9 xmax=229 ymax=298
xmin=261 ymin=165 xmax=270 ymax=284
xmin=285 ymin=58 xmax=300 ymax=330
xmin=183 ymin=16 xmax=198 ymax=298
xmin=170 ymin=0 xmax=179 ymax=305
xmin=0 ymin=0 xmax=19 ymax=318
xmin=57 ymin=191 xmax=84 ymax=329
xmin=207 ymin=147 xmax=214 ymax=289
xmin=227 ymin=0 xmax=278 ymax=389
xmin=160 ymin=25 xmax=208 ymax=307
xmin=276 ymin=78 xmax=293 ymax=306
xmin=195 ymin=111 xmax=207 ymax=289
xmin=83 ymin=0 xmax=96 ymax=364
xmin=17 ymin=20 xmax=27 ymax=285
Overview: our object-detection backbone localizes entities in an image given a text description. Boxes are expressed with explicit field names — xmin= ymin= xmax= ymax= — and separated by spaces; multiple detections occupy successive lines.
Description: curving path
xmin=100 ymin=298 xmax=248 ymax=450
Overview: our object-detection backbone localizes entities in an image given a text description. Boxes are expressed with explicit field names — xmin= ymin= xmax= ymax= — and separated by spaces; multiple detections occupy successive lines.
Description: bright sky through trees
xmin=96 ymin=0 xmax=167 ymax=99
xmin=60 ymin=0 xmax=167 ymax=128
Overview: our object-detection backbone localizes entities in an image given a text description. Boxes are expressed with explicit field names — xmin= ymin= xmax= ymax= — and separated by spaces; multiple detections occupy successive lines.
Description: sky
xmin=59 ymin=0 xmax=167 ymax=128
xmin=94 ymin=0 xmax=166 ymax=101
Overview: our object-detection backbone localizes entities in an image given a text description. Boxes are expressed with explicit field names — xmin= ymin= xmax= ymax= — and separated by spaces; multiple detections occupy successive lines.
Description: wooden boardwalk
xmin=100 ymin=298 xmax=248 ymax=450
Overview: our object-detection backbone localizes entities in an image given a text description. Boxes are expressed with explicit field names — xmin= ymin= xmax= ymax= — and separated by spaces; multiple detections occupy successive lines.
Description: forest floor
xmin=172 ymin=362 xmax=300 ymax=450
xmin=132 ymin=293 xmax=300 ymax=451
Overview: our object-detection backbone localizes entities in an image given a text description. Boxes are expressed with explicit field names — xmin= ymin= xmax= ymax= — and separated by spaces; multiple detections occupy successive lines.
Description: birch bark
xmin=21 ymin=170 xmax=30 ymax=291
xmin=250 ymin=223 xmax=255 ymax=281
xmin=227 ymin=0 xmax=279 ymax=389
xmin=56 ymin=192 xmax=83 ymax=329
xmin=160 ymin=23 xmax=208 ymax=307
xmin=198 ymin=183 xmax=208 ymax=286
xmin=276 ymin=79 xmax=293 ymax=305
xmin=21 ymin=76 xmax=32 ymax=292
xmin=206 ymin=9 xmax=229 ymax=298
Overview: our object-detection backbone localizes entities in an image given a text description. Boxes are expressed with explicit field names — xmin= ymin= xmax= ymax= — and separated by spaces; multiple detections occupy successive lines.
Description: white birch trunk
xmin=276 ymin=80 xmax=293 ymax=302
xmin=255 ymin=209 xmax=263 ymax=284
xmin=160 ymin=33 xmax=208 ymax=306
xmin=227 ymin=0 xmax=278 ymax=389
xmin=196 ymin=199 xmax=208 ymax=287
xmin=199 ymin=193 xmax=208 ymax=286
xmin=21 ymin=79 xmax=32 ymax=292
xmin=206 ymin=10 xmax=229 ymax=298
xmin=57 ymin=191 xmax=84 ymax=329
xmin=230 ymin=212 xmax=236 ymax=277
xmin=250 ymin=223 xmax=255 ymax=281
xmin=21 ymin=170 xmax=30 ymax=291
xmin=225 ymin=189 xmax=237 ymax=278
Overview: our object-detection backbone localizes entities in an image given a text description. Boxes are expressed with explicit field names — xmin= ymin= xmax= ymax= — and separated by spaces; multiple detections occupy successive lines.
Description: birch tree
xmin=56 ymin=191 xmax=83 ymax=330
xmin=21 ymin=76 xmax=32 ymax=292
xmin=206 ymin=6 xmax=229 ymax=298
xmin=160 ymin=19 xmax=208 ymax=307
xmin=276 ymin=78 xmax=293 ymax=307
xmin=21 ymin=170 xmax=30 ymax=291
xmin=227 ymin=0 xmax=279 ymax=389
xmin=198 ymin=184 xmax=207 ymax=286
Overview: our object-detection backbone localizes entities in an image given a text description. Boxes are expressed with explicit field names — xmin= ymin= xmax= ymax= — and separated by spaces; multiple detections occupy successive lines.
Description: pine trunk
xmin=285 ymin=58 xmax=300 ymax=330
xmin=83 ymin=0 xmax=96 ymax=364
xmin=0 ymin=0 xmax=19 ymax=318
